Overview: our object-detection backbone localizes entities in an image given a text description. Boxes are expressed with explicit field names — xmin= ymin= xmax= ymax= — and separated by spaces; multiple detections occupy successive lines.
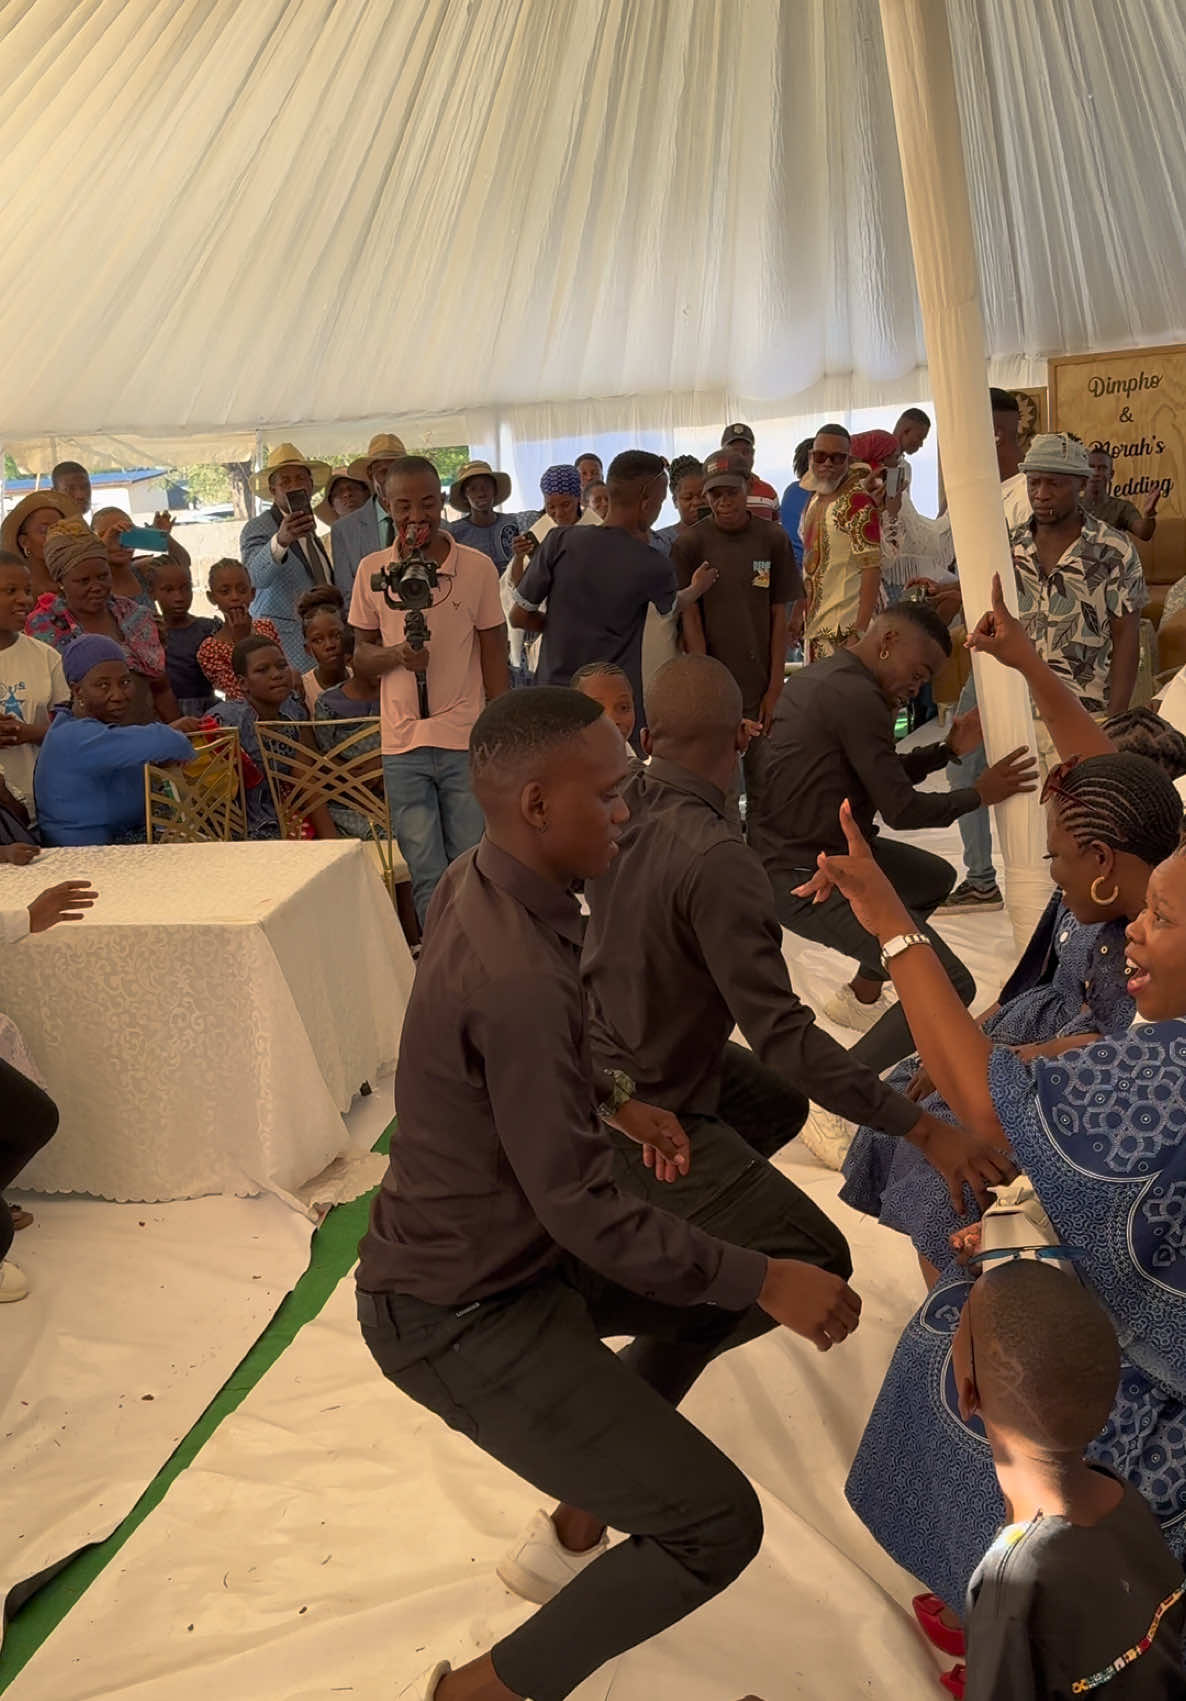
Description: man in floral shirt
xmin=800 ymin=424 xmax=882 ymax=660
xmin=1010 ymin=433 xmax=1146 ymax=728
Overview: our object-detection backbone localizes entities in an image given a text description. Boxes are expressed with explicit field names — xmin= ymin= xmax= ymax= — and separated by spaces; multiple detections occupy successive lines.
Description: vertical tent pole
xmin=878 ymin=0 xmax=1046 ymax=943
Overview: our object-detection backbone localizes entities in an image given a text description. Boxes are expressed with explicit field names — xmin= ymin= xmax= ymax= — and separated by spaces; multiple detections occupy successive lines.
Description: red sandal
xmin=913 ymin=1592 xmax=966 ymax=1658
xmin=939 ymin=1664 xmax=965 ymax=1699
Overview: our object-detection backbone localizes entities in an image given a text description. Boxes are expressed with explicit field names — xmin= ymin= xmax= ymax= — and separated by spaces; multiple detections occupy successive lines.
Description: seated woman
xmin=35 ymin=636 xmax=194 ymax=845
xmin=208 ymin=636 xmax=334 ymax=841
xmin=26 ymin=520 xmax=180 ymax=723
xmin=841 ymin=742 xmax=1183 ymax=1279
xmin=831 ymin=584 xmax=1186 ymax=1642
xmin=0 ymin=492 xmax=77 ymax=601
xmin=297 ymin=585 xmax=348 ymax=714
xmin=196 ymin=559 xmax=283 ymax=701
xmin=91 ymin=507 xmax=191 ymax=609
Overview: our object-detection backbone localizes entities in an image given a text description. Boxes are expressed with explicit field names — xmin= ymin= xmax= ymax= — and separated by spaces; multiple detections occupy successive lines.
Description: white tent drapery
xmin=1 ymin=0 xmax=1184 ymax=468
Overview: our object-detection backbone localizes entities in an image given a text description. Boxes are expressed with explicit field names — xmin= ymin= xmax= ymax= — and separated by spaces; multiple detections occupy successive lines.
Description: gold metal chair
xmin=254 ymin=717 xmax=411 ymax=903
xmin=144 ymin=727 xmax=246 ymax=843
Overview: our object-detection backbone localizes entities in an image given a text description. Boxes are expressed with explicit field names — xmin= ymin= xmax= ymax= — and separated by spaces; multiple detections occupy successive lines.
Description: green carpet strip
xmin=0 ymin=1122 xmax=392 ymax=1694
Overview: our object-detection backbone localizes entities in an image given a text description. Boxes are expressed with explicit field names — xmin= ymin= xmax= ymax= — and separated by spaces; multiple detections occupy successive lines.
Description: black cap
xmin=721 ymin=422 xmax=755 ymax=447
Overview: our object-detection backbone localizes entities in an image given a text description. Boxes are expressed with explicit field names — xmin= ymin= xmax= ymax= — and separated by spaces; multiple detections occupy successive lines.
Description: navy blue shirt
xmin=164 ymin=617 xmax=218 ymax=705
xmin=514 ymin=524 xmax=676 ymax=715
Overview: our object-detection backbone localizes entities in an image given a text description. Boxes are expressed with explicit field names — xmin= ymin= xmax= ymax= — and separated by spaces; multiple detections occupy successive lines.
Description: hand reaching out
xmin=792 ymin=800 xmax=915 ymax=939
xmin=945 ymin=707 xmax=982 ymax=758
xmin=28 ymin=880 xmax=98 ymax=932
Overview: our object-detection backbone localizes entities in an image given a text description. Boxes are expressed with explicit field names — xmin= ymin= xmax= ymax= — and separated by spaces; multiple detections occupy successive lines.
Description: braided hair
xmin=668 ymin=455 xmax=703 ymax=493
xmin=1043 ymin=752 xmax=1183 ymax=867
xmin=1103 ymin=707 xmax=1186 ymax=782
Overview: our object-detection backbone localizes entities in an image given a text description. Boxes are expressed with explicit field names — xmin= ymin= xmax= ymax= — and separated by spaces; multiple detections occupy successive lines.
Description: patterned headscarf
xmin=539 ymin=464 xmax=582 ymax=500
xmin=44 ymin=518 xmax=108 ymax=583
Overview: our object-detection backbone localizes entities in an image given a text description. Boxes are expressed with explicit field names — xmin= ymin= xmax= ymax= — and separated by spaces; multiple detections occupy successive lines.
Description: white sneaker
xmin=821 ymin=984 xmax=887 ymax=1033
xmin=0 ymin=1260 xmax=29 ymax=1303
xmin=398 ymin=1660 xmax=450 ymax=1699
xmin=496 ymin=1508 xmax=608 ymax=1604
xmin=799 ymin=1106 xmax=855 ymax=1171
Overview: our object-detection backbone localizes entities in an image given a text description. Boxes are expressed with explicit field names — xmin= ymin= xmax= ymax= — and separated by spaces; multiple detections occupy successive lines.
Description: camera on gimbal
xmin=369 ymin=546 xmax=439 ymax=612
xmin=369 ymin=545 xmax=439 ymax=719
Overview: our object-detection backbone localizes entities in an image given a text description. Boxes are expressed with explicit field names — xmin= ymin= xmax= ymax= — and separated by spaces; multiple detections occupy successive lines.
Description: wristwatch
xmin=597 ymin=1068 xmax=635 ymax=1123
xmin=880 ymin=932 xmax=931 ymax=971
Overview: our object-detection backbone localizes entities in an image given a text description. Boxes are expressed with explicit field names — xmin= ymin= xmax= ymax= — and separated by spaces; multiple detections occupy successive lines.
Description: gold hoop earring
xmin=1090 ymin=875 xmax=1119 ymax=906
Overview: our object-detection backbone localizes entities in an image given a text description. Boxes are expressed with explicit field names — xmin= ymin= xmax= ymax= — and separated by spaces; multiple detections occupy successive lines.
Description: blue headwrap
xmin=63 ymin=634 xmax=127 ymax=686
xmin=539 ymin=464 xmax=582 ymax=500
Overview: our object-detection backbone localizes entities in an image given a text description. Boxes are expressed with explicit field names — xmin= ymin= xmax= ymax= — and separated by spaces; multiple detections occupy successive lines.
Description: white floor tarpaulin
xmin=6 ymin=1155 xmax=946 ymax=1701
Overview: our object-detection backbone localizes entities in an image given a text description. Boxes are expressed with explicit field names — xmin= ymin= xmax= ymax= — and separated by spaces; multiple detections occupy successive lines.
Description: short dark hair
xmin=973 ymin=1260 xmax=1120 ymax=1451
xmin=576 ymin=452 xmax=603 ymax=470
xmin=571 ymin=661 xmax=631 ymax=690
xmin=815 ymin=423 xmax=851 ymax=441
xmin=668 ymin=455 xmax=704 ymax=492
xmin=383 ymin=455 xmax=440 ymax=486
xmin=231 ymin=634 xmax=284 ymax=677
xmin=585 ymin=479 xmax=608 ymax=496
xmin=470 ymin=685 xmax=603 ymax=786
xmin=792 ymin=438 xmax=814 ymax=478
xmin=989 ymin=387 xmax=1020 ymax=417
xmin=606 ymin=450 xmax=667 ymax=492
xmin=899 ymin=407 xmax=931 ymax=428
xmin=895 ymin=601 xmax=953 ymax=656
xmin=1090 ymin=442 xmax=1114 ymax=464
xmin=51 ymin=460 xmax=87 ymax=483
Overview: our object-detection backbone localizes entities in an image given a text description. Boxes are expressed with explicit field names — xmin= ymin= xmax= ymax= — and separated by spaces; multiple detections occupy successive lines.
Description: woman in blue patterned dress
xmin=802 ymin=587 xmax=1186 ymax=1626
xmin=841 ymin=755 xmax=1174 ymax=1276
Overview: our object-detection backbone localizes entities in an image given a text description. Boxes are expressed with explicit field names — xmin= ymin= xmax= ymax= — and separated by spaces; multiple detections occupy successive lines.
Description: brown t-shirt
xmin=671 ymin=517 xmax=802 ymax=714
xmin=1085 ymin=493 xmax=1143 ymax=535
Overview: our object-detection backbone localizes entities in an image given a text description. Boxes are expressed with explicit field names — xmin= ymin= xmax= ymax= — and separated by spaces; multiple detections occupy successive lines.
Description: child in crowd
xmin=0 ymin=552 xmax=67 ymax=821
xmin=571 ymin=660 xmax=636 ymax=744
xmin=152 ymin=559 xmax=217 ymax=716
xmin=584 ymin=479 xmax=610 ymax=520
xmin=949 ymin=1257 xmax=1186 ymax=1701
xmin=208 ymin=636 xmax=334 ymax=840
xmin=197 ymin=559 xmax=283 ymax=701
xmin=297 ymin=585 xmax=349 ymax=714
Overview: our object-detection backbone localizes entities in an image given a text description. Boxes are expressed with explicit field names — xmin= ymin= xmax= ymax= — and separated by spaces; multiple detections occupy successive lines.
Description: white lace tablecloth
xmin=0 ymin=842 xmax=414 ymax=1203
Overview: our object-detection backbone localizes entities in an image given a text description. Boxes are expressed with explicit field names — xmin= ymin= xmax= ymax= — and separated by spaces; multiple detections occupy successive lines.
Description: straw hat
xmin=365 ymin=433 xmax=408 ymax=475
xmin=0 ymin=489 xmax=77 ymax=556
xmin=316 ymin=458 xmax=372 ymax=527
xmin=449 ymin=459 xmax=512 ymax=511
xmin=249 ymin=443 xmax=332 ymax=498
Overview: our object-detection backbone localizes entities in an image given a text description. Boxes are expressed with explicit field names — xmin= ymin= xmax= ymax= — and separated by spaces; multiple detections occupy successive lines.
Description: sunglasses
xmin=811 ymin=450 xmax=849 ymax=465
xmin=1039 ymin=756 xmax=1083 ymax=805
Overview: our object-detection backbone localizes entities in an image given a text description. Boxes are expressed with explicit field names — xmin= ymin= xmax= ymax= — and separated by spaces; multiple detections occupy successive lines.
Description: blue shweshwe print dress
xmin=846 ymin=1025 xmax=1186 ymax=1616
xmin=840 ymin=900 xmax=1134 ymax=1270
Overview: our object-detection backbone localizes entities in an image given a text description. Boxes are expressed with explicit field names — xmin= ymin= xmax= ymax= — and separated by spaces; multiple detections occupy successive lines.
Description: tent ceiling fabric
xmin=2 ymin=0 xmax=1184 ymax=459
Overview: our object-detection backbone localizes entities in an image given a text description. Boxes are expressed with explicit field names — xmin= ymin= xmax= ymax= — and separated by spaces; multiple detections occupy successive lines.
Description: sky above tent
xmin=2 ymin=0 xmax=1183 ymax=460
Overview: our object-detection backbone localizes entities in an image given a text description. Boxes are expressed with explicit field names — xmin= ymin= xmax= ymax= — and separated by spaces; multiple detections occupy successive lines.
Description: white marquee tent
xmin=2 ymin=0 xmax=1184 ymax=472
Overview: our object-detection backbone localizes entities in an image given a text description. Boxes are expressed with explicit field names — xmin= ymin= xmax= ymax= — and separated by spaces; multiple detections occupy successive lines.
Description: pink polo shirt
xmin=349 ymin=536 xmax=504 ymax=755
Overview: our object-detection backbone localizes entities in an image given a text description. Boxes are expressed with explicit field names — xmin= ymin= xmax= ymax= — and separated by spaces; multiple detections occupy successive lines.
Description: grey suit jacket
xmin=329 ymin=499 xmax=383 ymax=601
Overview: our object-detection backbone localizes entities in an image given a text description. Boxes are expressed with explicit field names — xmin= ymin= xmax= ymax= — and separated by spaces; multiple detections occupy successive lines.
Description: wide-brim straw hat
xmin=0 ymin=489 xmax=77 ymax=555
xmin=449 ymin=459 xmax=512 ymax=511
xmin=364 ymin=432 xmax=408 ymax=475
xmin=316 ymin=457 xmax=372 ymax=526
xmin=250 ymin=442 xmax=332 ymax=498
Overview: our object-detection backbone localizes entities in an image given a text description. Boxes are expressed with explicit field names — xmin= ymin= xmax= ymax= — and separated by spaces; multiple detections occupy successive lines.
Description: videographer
xmin=240 ymin=443 xmax=335 ymax=668
xmin=349 ymin=456 xmax=509 ymax=925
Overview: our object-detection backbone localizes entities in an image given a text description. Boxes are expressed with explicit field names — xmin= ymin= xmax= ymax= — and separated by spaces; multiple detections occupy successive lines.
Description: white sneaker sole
xmin=496 ymin=1551 xmax=567 ymax=1605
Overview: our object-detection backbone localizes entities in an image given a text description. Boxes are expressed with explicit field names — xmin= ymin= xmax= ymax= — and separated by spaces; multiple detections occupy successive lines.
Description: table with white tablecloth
xmin=0 ymin=842 xmax=414 ymax=1203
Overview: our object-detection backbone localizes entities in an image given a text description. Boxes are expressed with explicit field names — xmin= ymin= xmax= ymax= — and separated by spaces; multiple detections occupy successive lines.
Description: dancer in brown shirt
xmin=358 ymin=686 xmax=860 ymax=1701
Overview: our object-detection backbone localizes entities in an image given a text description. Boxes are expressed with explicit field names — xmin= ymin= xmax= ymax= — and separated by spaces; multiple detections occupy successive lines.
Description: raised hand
xmin=799 ymin=800 xmax=916 ymax=939
xmin=966 ymin=572 xmax=1034 ymax=672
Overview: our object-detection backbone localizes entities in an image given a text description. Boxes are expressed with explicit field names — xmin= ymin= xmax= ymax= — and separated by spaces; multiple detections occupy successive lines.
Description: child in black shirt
xmin=951 ymin=1257 xmax=1186 ymax=1700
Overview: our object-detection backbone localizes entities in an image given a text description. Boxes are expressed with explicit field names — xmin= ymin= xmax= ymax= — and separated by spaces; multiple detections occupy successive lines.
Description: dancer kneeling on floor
xmin=805 ymin=791 xmax=1186 ymax=1671
xmin=747 ymin=603 xmax=1037 ymax=1073
xmin=356 ymin=687 xmax=861 ymax=1701
xmin=582 ymin=652 xmax=1015 ymax=1224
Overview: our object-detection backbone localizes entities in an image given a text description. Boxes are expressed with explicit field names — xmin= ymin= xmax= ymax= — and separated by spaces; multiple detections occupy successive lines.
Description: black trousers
xmin=774 ymin=836 xmax=976 ymax=1076
xmin=358 ymin=1091 xmax=849 ymax=1701
xmin=714 ymin=1040 xmax=809 ymax=1162
xmin=0 ymin=1056 xmax=58 ymax=1263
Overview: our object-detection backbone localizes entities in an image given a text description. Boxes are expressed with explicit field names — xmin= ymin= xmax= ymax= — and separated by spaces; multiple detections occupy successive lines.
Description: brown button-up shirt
xmin=748 ymin=649 xmax=980 ymax=882
xmin=582 ymin=760 xmax=919 ymax=1137
xmin=357 ymin=837 xmax=767 ymax=1311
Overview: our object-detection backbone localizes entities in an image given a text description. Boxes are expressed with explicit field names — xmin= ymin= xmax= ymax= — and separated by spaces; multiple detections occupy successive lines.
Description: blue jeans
xmin=382 ymin=747 xmax=486 ymax=924
xmin=947 ymin=674 xmax=994 ymax=888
